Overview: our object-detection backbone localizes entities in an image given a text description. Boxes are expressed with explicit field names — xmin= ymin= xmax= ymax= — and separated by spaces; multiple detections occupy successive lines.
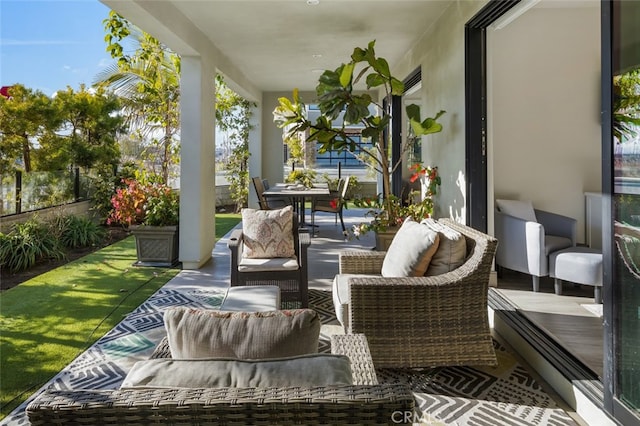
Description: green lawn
xmin=0 ymin=213 xmax=241 ymax=419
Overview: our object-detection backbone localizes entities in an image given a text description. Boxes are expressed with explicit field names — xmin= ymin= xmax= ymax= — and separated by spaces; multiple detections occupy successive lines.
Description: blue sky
xmin=0 ymin=0 xmax=112 ymax=96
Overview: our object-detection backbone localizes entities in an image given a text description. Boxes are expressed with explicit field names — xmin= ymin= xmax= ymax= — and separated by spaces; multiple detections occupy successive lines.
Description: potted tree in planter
xmin=273 ymin=40 xmax=445 ymax=245
xmin=107 ymin=177 xmax=179 ymax=267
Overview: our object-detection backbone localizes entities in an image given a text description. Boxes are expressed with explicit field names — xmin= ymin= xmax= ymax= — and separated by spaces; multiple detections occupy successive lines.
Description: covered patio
xmin=2 ymin=209 xmax=585 ymax=425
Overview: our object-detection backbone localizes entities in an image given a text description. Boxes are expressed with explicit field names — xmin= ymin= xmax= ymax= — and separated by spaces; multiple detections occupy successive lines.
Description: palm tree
xmin=95 ymin=26 xmax=180 ymax=185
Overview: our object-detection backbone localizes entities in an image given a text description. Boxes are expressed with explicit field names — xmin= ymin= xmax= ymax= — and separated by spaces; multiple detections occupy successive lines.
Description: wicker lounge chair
xmin=228 ymin=214 xmax=310 ymax=308
xmin=335 ymin=218 xmax=498 ymax=368
xmin=26 ymin=334 xmax=415 ymax=425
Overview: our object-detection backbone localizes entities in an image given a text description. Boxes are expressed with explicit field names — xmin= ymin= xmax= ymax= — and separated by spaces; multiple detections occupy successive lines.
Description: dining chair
xmin=251 ymin=176 xmax=289 ymax=210
xmin=311 ymin=176 xmax=350 ymax=233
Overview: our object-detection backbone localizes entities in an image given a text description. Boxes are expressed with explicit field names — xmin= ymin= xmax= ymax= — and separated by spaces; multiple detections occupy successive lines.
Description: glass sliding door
xmin=605 ymin=0 xmax=640 ymax=423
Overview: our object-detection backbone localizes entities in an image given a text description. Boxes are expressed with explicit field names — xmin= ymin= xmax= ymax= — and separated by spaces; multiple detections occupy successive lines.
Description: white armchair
xmin=494 ymin=199 xmax=576 ymax=292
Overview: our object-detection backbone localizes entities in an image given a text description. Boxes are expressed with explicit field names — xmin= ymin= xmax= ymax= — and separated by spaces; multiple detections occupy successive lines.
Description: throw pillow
xmin=120 ymin=354 xmax=353 ymax=389
xmin=381 ymin=217 xmax=440 ymax=277
xmin=496 ymin=199 xmax=537 ymax=222
xmin=420 ymin=218 xmax=467 ymax=276
xmin=241 ymin=205 xmax=295 ymax=258
xmin=164 ymin=308 xmax=320 ymax=359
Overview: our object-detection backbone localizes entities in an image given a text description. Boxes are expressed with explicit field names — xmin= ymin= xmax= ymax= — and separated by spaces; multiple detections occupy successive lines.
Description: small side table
xmin=549 ymin=247 xmax=603 ymax=303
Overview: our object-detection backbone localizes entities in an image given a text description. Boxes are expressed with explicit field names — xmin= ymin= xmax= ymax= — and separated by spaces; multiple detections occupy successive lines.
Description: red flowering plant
xmin=107 ymin=178 xmax=179 ymax=227
xmin=351 ymin=165 xmax=440 ymax=238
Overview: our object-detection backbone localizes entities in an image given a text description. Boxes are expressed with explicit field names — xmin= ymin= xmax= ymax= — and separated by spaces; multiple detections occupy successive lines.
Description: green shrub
xmin=60 ymin=216 xmax=106 ymax=248
xmin=0 ymin=219 xmax=66 ymax=273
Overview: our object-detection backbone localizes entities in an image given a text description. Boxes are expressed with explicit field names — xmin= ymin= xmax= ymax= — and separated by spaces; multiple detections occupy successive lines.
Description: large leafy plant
xmin=274 ymin=40 xmax=445 ymax=227
xmin=107 ymin=178 xmax=179 ymax=227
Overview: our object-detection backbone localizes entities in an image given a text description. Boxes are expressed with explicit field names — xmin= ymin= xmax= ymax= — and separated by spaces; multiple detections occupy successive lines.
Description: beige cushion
xmin=332 ymin=273 xmax=380 ymax=330
xmin=496 ymin=199 xmax=537 ymax=222
xmin=121 ymin=354 xmax=352 ymax=389
xmin=241 ymin=206 xmax=295 ymax=258
xmin=164 ymin=308 xmax=320 ymax=359
xmin=381 ymin=218 xmax=440 ymax=277
xmin=238 ymin=257 xmax=299 ymax=272
xmin=421 ymin=219 xmax=467 ymax=276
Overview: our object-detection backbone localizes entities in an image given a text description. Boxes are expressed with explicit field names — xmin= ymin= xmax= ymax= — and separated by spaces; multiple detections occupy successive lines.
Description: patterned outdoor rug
xmin=309 ymin=289 xmax=578 ymax=426
xmin=3 ymin=287 xmax=578 ymax=425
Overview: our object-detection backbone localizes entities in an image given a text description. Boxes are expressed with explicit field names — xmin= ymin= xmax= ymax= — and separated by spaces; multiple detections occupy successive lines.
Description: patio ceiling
xmin=100 ymin=0 xmax=452 ymax=94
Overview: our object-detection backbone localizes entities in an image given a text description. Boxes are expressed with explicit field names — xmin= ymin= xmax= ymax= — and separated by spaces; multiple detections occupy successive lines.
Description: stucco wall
xmin=487 ymin=5 xmax=601 ymax=243
xmin=393 ymin=1 xmax=488 ymax=223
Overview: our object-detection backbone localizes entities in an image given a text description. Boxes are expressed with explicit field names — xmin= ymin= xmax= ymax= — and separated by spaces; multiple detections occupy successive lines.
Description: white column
xmin=247 ymin=102 xmax=262 ymax=208
xmin=179 ymin=56 xmax=216 ymax=269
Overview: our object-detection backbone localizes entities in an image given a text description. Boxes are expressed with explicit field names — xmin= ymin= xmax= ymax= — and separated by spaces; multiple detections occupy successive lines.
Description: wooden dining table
xmin=263 ymin=183 xmax=330 ymax=227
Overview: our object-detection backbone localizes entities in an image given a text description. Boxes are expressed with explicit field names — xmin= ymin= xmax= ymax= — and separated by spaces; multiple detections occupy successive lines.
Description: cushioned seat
xmin=495 ymin=199 xmax=577 ymax=292
xmin=332 ymin=273 xmax=379 ymax=330
xmin=549 ymin=247 xmax=603 ymax=303
xmin=333 ymin=218 xmax=498 ymax=368
xmin=220 ymin=285 xmax=281 ymax=311
xmin=229 ymin=206 xmax=310 ymax=307
xmin=27 ymin=334 xmax=415 ymax=425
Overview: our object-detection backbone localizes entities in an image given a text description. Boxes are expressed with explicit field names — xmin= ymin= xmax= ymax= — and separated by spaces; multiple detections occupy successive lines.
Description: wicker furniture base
xmin=336 ymin=218 xmax=499 ymax=369
xmin=26 ymin=334 xmax=414 ymax=425
xmin=228 ymin=216 xmax=311 ymax=308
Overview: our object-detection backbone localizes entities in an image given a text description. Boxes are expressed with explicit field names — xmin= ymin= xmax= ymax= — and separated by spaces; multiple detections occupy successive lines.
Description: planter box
xmin=129 ymin=225 xmax=179 ymax=267
xmin=375 ymin=227 xmax=399 ymax=251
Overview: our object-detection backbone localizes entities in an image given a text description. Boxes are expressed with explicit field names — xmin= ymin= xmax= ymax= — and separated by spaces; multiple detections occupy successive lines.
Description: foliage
xmin=107 ymin=177 xmax=179 ymax=227
xmin=613 ymin=69 xmax=640 ymax=142
xmin=98 ymin=11 xmax=180 ymax=185
xmin=88 ymin=163 xmax=137 ymax=221
xmin=0 ymin=84 xmax=124 ymax=175
xmin=273 ymin=40 xmax=445 ymax=228
xmin=285 ymin=169 xmax=317 ymax=188
xmin=0 ymin=218 xmax=66 ymax=273
xmin=47 ymin=85 xmax=124 ymax=171
xmin=216 ymin=76 xmax=256 ymax=212
xmin=59 ymin=215 xmax=106 ymax=248
xmin=0 ymin=84 xmax=56 ymax=173
xmin=352 ymin=165 xmax=441 ymax=237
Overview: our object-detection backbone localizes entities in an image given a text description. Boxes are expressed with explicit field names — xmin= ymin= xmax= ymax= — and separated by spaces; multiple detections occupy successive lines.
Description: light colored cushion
xmin=241 ymin=205 xmax=295 ymax=258
xmin=332 ymin=273 xmax=380 ymax=330
xmin=220 ymin=286 xmax=280 ymax=312
xmin=381 ymin=217 xmax=440 ymax=277
xmin=164 ymin=308 xmax=320 ymax=359
xmin=496 ymin=199 xmax=537 ymax=222
xmin=238 ymin=256 xmax=299 ymax=272
xmin=421 ymin=219 xmax=467 ymax=276
xmin=121 ymin=354 xmax=353 ymax=389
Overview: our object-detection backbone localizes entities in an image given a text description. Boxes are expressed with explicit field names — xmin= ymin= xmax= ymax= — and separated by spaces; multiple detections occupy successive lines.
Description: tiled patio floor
xmin=1 ymin=208 xmax=586 ymax=425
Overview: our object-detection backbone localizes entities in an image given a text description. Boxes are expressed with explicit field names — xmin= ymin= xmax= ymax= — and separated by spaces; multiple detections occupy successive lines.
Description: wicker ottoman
xmin=549 ymin=247 xmax=603 ymax=303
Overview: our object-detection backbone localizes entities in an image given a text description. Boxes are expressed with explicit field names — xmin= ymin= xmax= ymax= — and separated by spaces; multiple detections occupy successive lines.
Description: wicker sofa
xmin=26 ymin=334 xmax=415 ymax=425
xmin=335 ymin=218 xmax=498 ymax=368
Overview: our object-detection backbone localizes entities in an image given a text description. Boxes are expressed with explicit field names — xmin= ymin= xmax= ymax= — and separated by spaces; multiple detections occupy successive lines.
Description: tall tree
xmin=43 ymin=85 xmax=124 ymax=171
xmin=0 ymin=84 xmax=56 ymax=174
xmin=97 ymin=11 xmax=180 ymax=184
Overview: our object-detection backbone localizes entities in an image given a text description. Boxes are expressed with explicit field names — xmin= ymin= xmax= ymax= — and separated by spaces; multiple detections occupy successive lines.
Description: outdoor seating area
xmin=3 ymin=209 xmax=583 ymax=425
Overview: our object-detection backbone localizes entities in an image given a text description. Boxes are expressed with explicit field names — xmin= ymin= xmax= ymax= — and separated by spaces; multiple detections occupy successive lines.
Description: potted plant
xmin=352 ymin=164 xmax=441 ymax=249
xmin=107 ymin=178 xmax=179 ymax=267
xmin=273 ymin=40 xmax=445 ymax=244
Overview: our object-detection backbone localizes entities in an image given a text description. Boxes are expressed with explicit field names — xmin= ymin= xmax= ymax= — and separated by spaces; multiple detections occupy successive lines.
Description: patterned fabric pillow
xmin=163 ymin=308 xmax=320 ymax=359
xmin=242 ymin=206 xmax=295 ymax=258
